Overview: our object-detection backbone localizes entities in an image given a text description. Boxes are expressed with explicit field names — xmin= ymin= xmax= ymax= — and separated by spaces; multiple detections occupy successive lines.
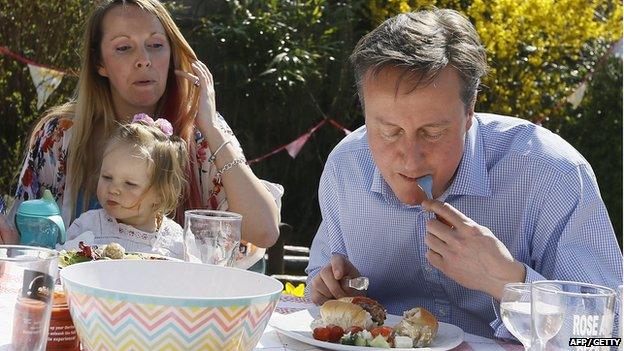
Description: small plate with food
xmin=270 ymin=296 xmax=463 ymax=350
xmin=58 ymin=241 xmax=181 ymax=268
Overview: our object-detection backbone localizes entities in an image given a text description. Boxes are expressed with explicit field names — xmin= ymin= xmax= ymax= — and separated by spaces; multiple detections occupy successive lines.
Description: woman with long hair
xmin=0 ymin=0 xmax=282 ymax=254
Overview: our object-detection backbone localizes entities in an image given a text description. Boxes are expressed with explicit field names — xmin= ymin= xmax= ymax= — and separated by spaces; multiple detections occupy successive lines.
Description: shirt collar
xmin=371 ymin=167 xmax=384 ymax=193
xmin=370 ymin=115 xmax=491 ymax=201
xmin=445 ymin=115 xmax=491 ymax=197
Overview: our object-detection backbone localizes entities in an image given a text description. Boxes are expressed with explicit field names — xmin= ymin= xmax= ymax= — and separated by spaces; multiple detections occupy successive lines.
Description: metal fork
xmin=341 ymin=276 xmax=369 ymax=291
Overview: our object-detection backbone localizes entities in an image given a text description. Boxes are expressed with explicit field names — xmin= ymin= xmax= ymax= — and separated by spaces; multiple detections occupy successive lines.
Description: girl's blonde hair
xmin=104 ymin=122 xmax=189 ymax=217
xmin=29 ymin=0 xmax=202 ymax=221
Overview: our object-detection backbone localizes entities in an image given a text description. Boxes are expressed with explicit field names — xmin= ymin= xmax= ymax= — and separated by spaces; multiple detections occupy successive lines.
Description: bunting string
xmin=0 ymin=46 xmax=75 ymax=75
xmin=533 ymin=39 xmax=621 ymax=124
xmin=1 ymin=38 xmax=621 ymax=164
xmin=248 ymin=118 xmax=350 ymax=164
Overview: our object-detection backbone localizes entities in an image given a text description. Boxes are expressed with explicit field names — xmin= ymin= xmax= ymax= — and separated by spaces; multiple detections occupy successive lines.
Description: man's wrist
xmin=489 ymin=261 xmax=527 ymax=301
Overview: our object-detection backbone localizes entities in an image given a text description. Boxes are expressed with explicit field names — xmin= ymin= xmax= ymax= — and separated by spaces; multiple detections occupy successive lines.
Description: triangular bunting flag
xmin=566 ymin=82 xmax=587 ymax=109
xmin=285 ymin=132 xmax=312 ymax=158
xmin=27 ymin=64 xmax=64 ymax=110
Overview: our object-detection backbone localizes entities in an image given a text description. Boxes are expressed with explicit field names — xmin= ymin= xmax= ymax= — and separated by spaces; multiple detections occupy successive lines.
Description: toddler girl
xmin=65 ymin=114 xmax=188 ymax=259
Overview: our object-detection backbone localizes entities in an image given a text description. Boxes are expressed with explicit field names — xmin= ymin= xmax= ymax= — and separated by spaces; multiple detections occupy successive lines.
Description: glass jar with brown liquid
xmin=46 ymin=286 xmax=80 ymax=351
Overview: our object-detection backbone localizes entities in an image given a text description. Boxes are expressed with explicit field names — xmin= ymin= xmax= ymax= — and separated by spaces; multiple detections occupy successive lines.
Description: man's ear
xmin=465 ymin=95 xmax=476 ymax=130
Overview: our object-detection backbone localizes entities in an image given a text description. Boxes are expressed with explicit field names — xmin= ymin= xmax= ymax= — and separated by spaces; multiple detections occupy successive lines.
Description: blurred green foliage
xmin=0 ymin=0 xmax=621 ymax=249
xmin=175 ymin=0 xmax=369 ymax=245
xmin=0 ymin=0 xmax=87 ymax=203
xmin=546 ymin=57 xmax=623 ymax=244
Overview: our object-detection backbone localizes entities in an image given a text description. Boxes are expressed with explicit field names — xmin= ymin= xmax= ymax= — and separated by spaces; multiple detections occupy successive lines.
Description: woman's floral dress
xmin=7 ymin=114 xmax=283 ymax=268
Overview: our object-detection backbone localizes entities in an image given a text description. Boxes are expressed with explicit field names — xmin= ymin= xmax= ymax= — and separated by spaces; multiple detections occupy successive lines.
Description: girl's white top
xmin=63 ymin=208 xmax=184 ymax=260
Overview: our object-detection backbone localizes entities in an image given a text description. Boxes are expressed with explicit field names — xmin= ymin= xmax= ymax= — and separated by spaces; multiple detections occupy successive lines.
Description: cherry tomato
xmin=347 ymin=326 xmax=364 ymax=335
xmin=328 ymin=325 xmax=345 ymax=342
xmin=313 ymin=327 xmax=331 ymax=341
xmin=370 ymin=326 xmax=393 ymax=339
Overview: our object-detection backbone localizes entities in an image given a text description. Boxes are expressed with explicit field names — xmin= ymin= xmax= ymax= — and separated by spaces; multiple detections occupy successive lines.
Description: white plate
xmin=270 ymin=308 xmax=464 ymax=350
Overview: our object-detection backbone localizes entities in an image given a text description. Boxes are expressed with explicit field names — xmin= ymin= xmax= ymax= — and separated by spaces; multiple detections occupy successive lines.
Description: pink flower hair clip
xmin=132 ymin=113 xmax=174 ymax=137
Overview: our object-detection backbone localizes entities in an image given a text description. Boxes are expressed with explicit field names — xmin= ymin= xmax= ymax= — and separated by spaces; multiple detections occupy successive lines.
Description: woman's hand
xmin=0 ymin=214 xmax=19 ymax=244
xmin=175 ymin=60 xmax=218 ymax=135
xmin=176 ymin=60 xmax=280 ymax=248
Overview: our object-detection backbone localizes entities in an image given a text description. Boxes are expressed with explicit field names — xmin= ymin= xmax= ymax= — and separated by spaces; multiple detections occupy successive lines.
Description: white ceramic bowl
xmin=60 ymin=260 xmax=283 ymax=350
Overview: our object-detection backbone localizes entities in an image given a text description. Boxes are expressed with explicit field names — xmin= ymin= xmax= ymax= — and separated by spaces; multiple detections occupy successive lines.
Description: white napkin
xmin=269 ymin=309 xmax=318 ymax=332
xmin=55 ymin=231 xmax=95 ymax=251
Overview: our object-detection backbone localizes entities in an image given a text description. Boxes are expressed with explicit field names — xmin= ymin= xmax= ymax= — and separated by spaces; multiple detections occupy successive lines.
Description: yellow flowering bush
xmin=368 ymin=0 xmax=622 ymax=121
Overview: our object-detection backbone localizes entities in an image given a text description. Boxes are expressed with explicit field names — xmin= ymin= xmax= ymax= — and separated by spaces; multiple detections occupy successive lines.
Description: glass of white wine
xmin=500 ymin=283 xmax=533 ymax=350
xmin=532 ymin=281 xmax=614 ymax=351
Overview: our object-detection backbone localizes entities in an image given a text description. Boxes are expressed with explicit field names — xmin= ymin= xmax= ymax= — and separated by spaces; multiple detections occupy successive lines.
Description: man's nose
xmin=401 ymin=136 xmax=426 ymax=173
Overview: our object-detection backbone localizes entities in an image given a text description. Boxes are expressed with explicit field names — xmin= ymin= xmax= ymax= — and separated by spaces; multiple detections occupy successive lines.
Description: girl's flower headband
xmin=132 ymin=113 xmax=174 ymax=136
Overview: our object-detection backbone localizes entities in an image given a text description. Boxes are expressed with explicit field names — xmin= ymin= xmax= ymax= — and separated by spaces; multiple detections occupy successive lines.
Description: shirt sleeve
xmin=490 ymin=163 xmax=623 ymax=339
xmin=8 ymin=117 xmax=71 ymax=221
xmin=56 ymin=210 xmax=98 ymax=251
xmin=305 ymin=157 xmax=348 ymax=297
xmin=153 ymin=217 xmax=185 ymax=260
xmin=66 ymin=211 xmax=88 ymax=241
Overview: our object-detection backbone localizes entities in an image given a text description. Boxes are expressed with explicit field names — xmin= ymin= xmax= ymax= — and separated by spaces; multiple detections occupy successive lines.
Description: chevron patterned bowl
xmin=60 ymin=260 xmax=283 ymax=351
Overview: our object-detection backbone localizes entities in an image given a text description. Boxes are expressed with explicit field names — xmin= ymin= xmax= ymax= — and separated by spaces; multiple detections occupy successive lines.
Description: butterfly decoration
xmin=282 ymin=282 xmax=305 ymax=298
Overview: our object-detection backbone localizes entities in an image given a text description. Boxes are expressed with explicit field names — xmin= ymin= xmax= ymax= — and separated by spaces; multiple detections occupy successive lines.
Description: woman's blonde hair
xmin=104 ymin=122 xmax=189 ymax=217
xmin=29 ymin=0 xmax=202 ymax=221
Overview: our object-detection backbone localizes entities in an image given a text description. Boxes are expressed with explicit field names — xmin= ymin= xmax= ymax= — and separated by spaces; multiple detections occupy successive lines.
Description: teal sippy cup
xmin=15 ymin=189 xmax=66 ymax=248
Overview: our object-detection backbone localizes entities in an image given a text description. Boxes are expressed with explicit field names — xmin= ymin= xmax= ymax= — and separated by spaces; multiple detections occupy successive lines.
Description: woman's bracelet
xmin=215 ymin=157 xmax=247 ymax=183
xmin=208 ymin=140 xmax=231 ymax=164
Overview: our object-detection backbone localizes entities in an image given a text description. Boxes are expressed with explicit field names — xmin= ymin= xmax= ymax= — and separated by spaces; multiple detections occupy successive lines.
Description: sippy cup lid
xmin=17 ymin=189 xmax=61 ymax=216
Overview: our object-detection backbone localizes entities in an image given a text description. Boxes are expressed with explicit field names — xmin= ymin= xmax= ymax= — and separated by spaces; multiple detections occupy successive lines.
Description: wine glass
xmin=532 ymin=280 xmax=615 ymax=351
xmin=500 ymin=283 xmax=533 ymax=350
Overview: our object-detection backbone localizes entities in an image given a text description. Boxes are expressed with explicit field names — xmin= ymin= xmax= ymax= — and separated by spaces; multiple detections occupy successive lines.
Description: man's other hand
xmin=310 ymin=254 xmax=363 ymax=305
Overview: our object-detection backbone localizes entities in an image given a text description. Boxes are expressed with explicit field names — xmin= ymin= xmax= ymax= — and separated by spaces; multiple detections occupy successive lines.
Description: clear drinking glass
xmin=183 ymin=210 xmax=242 ymax=266
xmin=532 ymin=280 xmax=615 ymax=351
xmin=500 ymin=283 xmax=533 ymax=350
xmin=0 ymin=245 xmax=58 ymax=351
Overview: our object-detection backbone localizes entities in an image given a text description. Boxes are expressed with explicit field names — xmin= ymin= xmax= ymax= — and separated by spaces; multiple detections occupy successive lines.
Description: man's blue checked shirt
xmin=306 ymin=113 xmax=622 ymax=339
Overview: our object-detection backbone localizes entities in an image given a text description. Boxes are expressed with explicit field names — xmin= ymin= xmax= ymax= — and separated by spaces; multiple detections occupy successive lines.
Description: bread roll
xmin=393 ymin=307 xmax=438 ymax=347
xmin=339 ymin=296 xmax=386 ymax=325
xmin=319 ymin=300 xmax=374 ymax=330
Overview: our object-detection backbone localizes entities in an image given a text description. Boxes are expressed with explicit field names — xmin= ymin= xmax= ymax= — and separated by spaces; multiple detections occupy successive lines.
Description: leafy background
xmin=0 ymin=0 xmax=621 ymax=250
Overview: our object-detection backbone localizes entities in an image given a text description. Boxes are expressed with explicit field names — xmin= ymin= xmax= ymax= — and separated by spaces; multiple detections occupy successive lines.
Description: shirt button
xmin=438 ymin=307 xmax=447 ymax=317
xmin=424 ymin=266 xmax=432 ymax=273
